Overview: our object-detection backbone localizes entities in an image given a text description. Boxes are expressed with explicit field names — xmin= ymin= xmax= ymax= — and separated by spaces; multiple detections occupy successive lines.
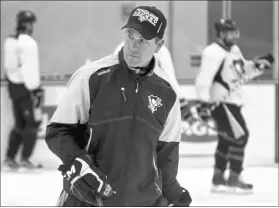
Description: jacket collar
xmin=215 ymin=39 xmax=234 ymax=52
xmin=118 ymin=48 xmax=156 ymax=78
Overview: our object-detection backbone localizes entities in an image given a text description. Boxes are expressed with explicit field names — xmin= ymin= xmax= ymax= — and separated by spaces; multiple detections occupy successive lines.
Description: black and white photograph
xmin=0 ymin=0 xmax=278 ymax=207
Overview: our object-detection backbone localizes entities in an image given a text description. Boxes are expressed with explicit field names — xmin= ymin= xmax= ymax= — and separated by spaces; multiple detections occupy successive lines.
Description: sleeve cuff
xmin=162 ymin=180 xmax=182 ymax=202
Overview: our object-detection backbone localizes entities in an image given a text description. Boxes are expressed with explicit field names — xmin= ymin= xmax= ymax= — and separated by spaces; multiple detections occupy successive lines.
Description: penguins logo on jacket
xmin=148 ymin=95 xmax=162 ymax=113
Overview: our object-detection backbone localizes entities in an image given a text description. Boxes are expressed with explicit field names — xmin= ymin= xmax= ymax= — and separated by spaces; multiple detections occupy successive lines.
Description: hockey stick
xmin=181 ymin=100 xmax=244 ymax=142
xmin=185 ymin=115 xmax=239 ymax=142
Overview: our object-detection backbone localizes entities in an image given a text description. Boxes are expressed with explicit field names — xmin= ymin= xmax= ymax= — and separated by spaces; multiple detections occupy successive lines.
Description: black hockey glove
xmin=254 ymin=53 xmax=274 ymax=71
xmin=195 ymin=101 xmax=216 ymax=121
xmin=168 ymin=188 xmax=192 ymax=207
xmin=59 ymin=154 xmax=114 ymax=206
xmin=179 ymin=98 xmax=192 ymax=120
xmin=31 ymin=87 xmax=44 ymax=108
xmin=180 ymin=99 xmax=215 ymax=122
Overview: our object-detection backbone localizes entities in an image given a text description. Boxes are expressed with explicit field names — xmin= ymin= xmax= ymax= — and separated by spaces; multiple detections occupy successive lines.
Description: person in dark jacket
xmin=45 ymin=6 xmax=192 ymax=207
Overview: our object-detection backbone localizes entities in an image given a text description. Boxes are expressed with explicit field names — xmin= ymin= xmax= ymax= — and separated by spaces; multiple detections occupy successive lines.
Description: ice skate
xmin=2 ymin=158 xmax=20 ymax=172
xmin=227 ymin=172 xmax=253 ymax=194
xmin=18 ymin=159 xmax=43 ymax=172
xmin=211 ymin=169 xmax=229 ymax=193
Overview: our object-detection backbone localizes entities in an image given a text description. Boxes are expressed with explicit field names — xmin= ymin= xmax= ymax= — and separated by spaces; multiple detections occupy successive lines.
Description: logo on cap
xmin=132 ymin=8 xmax=159 ymax=26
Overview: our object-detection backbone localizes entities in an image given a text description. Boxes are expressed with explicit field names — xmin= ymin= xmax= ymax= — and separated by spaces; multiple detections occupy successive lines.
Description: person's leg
xmin=211 ymin=104 xmax=234 ymax=188
xmin=18 ymin=97 xmax=40 ymax=168
xmin=212 ymin=137 xmax=229 ymax=184
xmin=225 ymin=104 xmax=253 ymax=192
xmin=4 ymin=100 xmax=25 ymax=169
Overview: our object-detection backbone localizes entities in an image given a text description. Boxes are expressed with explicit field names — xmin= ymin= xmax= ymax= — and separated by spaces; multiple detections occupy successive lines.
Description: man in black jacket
xmin=45 ymin=6 xmax=192 ymax=206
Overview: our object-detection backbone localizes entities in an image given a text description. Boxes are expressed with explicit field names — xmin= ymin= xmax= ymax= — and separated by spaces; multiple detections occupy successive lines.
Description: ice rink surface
xmin=1 ymin=158 xmax=278 ymax=207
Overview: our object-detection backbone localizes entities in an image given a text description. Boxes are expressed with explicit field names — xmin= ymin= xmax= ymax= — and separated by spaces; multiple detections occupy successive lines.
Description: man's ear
xmin=155 ymin=39 xmax=164 ymax=53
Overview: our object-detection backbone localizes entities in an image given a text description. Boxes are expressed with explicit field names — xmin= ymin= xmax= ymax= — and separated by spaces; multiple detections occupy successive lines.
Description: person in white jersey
xmin=3 ymin=10 xmax=44 ymax=170
xmin=195 ymin=18 xmax=274 ymax=193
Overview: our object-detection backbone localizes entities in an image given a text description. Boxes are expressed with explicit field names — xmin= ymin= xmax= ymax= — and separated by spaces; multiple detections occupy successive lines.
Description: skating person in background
xmin=3 ymin=10 xmax=44 ymax=171
xmin=195 ymin=18 xmax=274 ymax=193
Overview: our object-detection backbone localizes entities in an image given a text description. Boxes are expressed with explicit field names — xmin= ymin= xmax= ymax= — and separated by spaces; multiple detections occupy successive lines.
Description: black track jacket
xmin=45 ymin=50 xmax=183 ymax=206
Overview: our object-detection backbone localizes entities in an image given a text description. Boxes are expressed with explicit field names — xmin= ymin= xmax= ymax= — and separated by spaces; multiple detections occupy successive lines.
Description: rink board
xmin=1 ymin=82 xmax=277 ymax=167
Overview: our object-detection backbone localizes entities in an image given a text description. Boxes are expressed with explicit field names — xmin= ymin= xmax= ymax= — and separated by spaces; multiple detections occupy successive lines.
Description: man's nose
xmin=130 ymin=40 xmax=140 ymax=51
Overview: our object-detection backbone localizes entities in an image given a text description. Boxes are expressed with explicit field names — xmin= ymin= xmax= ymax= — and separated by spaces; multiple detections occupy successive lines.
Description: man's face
xmin=123 ymin=28 xmax=163 ymax=68
xmin=24 ymin=22 xmax=34 ymax=35
xmin=221 ymin=29 xmax=240 ymax=46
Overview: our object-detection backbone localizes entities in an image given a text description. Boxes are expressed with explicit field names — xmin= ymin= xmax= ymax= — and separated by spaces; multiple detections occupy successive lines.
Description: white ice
xmin=1 ymin=158 xmax=278 ymax=207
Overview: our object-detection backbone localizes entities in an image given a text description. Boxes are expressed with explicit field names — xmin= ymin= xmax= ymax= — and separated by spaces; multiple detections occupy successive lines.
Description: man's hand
xmin=254 ymin=53 xmax=274 ymax=71
xmin=168 ymin=188 xmax=192 ymax=207
xmin=180 ymin=99 xmax=216 ymax=122
xmin=195 ymin=101 xmax=216 ymax=121
xmin=31 ymin=87 xmax=44 ymax=108
xmin=59 ymin=154 xmax=115 ymax=206
xmin=179 ymin=98 xmax=192 ymax=120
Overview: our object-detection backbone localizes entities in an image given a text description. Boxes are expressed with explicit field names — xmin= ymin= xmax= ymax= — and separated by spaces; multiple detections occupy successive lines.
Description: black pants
xmin=6 ymin=81 xmax=39 ymax=161
xmin=211 ymin=103 xmax=249 ymax=174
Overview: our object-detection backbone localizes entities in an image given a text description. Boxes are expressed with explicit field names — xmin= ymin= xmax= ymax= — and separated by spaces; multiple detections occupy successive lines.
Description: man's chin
xmin=126 ymin=60 xmax=141 ymax=68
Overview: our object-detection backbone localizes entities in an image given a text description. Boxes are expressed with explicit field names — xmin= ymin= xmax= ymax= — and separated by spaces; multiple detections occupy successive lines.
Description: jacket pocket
xmin=152 ymin=155 xmax=162 ymax=195
xmin=134 ymin=159 xmax=163 ymax=207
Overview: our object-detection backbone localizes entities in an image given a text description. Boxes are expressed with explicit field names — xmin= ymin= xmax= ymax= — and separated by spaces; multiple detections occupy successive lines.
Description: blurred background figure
xmin=3 ymin=10 xmax=44 ymax=171
xmin=195 ymin=18 xmax=274 ymax=193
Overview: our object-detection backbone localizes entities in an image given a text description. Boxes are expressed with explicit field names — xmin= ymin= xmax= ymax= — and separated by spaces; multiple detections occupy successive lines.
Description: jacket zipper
xmin=135 ymin=82 xmax=139 ymax=93
xmin=123 ymin=76 xmax=140 ymax=199
xmin=121 ymin=87 xmax=126 ymax=102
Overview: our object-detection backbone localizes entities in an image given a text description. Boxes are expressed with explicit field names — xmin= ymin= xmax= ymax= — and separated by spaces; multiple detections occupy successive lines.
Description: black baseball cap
xmin=121 ymin=6 xmax=167 ymax=40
